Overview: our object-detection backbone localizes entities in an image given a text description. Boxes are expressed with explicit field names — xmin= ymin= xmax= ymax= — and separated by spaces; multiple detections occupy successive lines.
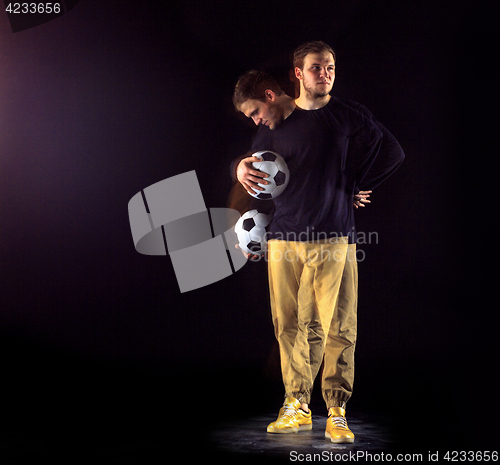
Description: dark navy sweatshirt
xmin=232 ymin=96 xmax=405 ymax=243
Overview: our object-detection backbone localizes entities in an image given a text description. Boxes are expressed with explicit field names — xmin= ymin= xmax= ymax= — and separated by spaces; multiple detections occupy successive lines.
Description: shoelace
xmin=329 ymin=415 xmax=348 ymax=429
xmin=281 ymin=404 xmax=297 ymax=419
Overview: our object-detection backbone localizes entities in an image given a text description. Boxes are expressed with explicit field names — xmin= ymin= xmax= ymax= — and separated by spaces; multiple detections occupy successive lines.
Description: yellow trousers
xmin=268 ymin=239 xmax=357 ymax=408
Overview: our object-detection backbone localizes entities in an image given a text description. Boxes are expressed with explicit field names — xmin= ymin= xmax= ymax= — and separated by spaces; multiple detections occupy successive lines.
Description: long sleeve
xmin=358 ymin=122 xmax=405 ymax=191
xmin=344 ymin=118 xmax=384 ymax=190
xmin=343 ymin=100 xmax=405 ymax=191
xmin=229 ymin=153 xmax=250 ymax=181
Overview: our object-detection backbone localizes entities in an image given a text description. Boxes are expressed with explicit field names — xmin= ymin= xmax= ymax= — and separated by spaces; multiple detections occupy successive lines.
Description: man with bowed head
xmin=231 ymin=41 xmax=404 ymax=443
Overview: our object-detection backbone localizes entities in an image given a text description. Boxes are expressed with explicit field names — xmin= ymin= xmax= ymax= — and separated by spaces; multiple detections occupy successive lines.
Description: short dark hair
xmin=293 ymin=41 xmax=336 ymax=70
xmin=232 ymin=70 xmax=284 ymax=110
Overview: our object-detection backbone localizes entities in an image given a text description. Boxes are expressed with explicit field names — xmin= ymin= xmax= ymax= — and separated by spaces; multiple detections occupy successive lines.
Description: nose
xmin=252 ymin=116 xmax=262 ymax=126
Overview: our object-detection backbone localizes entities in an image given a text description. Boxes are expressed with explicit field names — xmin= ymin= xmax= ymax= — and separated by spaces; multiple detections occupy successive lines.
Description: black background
xmin=0 ymin=0 xmax=495 ymax=462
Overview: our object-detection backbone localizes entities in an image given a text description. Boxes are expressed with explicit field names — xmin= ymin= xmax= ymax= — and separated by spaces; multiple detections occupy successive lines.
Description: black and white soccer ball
xmin=234 ymin=209 xmax=273 ymax=256
xmin=250 ymin=150 xmax=289 ymax=200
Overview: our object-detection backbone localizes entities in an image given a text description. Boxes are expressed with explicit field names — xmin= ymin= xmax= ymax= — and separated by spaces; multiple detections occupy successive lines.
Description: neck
xmin=295 ymin=91 xmax=331 ymax=110
xmin=277 ymin=95 xmax=296 ymax=120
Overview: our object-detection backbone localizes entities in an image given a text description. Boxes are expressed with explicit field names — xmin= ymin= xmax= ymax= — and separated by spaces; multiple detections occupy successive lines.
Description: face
xmin=296 ymin=51 xmax=335 ymax=100
xmin=239 ymin=91 xmax=285 ymax=130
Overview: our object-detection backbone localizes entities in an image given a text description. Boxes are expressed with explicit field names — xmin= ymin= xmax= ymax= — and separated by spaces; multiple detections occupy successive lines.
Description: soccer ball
xmin=234 ymin=209 xmax=273 ymax=256
xmin=250 ymin=151 xmax=289 ymax=200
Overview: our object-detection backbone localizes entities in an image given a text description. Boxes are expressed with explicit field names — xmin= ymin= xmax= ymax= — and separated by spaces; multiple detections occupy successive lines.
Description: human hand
xmin=236 ymin=156 xmax=269 ymax=195
xmin=235 ymin=243 xmax=261 ymax=261
xmin=354 ymin=190 xmax=372 ymax=209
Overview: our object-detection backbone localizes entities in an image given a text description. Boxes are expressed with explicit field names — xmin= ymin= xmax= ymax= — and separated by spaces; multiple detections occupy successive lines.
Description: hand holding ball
xmin=248 ymin=151 xmax=289 ymax=200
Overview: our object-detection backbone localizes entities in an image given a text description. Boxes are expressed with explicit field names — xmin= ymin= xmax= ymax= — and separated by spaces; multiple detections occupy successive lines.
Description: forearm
xmin=358 ymin=132 xmax=405 ymax=191
xmin=230 ymin=152 xmax=252 ymax=181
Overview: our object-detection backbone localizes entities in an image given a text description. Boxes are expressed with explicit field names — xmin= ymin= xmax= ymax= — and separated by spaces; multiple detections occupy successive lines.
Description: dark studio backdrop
xmin=0 ymin=0 xmax=495 ymax=461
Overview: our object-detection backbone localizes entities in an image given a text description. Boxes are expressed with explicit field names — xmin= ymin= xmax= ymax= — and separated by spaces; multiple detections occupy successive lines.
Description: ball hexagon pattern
xmin=249 ymin=151 xmax=290 ymax=200
xmin=234 ymin=209 xmax=273 ymax=256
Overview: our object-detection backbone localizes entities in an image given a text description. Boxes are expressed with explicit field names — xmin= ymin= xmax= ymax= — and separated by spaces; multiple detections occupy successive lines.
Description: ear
xmin=294 ymin=67 xmax=303 ymax=81
xmin=264 ymin=89 xmax=276 ymax=102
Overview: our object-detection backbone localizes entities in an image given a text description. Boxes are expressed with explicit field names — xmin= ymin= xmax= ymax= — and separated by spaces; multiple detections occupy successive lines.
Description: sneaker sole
xmin=267 ymin=426 xmax=298 ymax=434
xmin=325 ymin=431 xmax=355 ymax=443
xmin=267 ymin=423 xmax=312 ymax=434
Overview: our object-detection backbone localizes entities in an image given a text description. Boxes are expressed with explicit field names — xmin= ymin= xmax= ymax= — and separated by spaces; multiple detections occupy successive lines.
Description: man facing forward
xmin=231 ymin=41 xmax=404 ymax=443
